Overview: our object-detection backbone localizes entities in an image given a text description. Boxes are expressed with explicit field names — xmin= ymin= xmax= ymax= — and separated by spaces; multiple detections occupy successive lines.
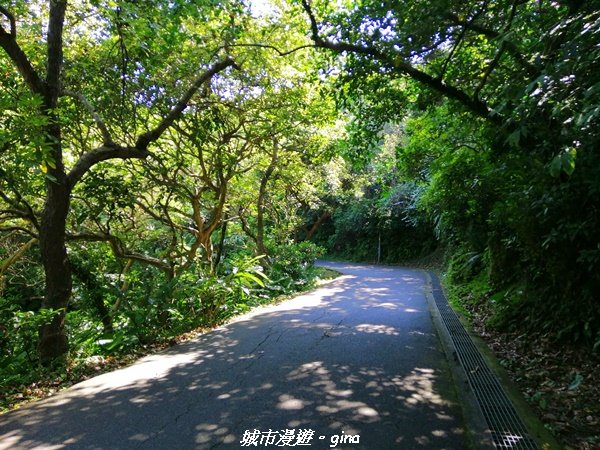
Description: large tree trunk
xmin=38 ymin=161 xmax=72 ymax=362
xmin=214 ymin=213 xmax=228 ymax=271
xmin=1 ymin=1 xmax=234 ymax=361
xmin=37 ymin=1 xmax=69 ymax=363
xmin=38 ymin=113 xmax=72 ymax=361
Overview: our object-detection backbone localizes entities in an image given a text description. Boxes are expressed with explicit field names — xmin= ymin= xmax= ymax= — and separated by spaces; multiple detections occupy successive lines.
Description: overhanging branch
xmin=0 ymin=227 xmax=38 ymax=239
xmin=67 ymin=144 xmax=150 ymax=187
xmin=0 ymin=7 xmax=45 ymax=94
xmin=0 ymin=5 xmax=16 ymax=37
xmin=220 ymin=43 xmax=316 ymax=57
xmin=300 ymin=0 xmax=502 ymax=126
xmin=136 ymin=57 xmax=238 ymax=150
xmin=67 ymin=232 xmax=172 ymax=274
xmin=67 ymin=57 xmax=237 ymax=187
xmin=444 ymin=12 xmax=537 ymax=76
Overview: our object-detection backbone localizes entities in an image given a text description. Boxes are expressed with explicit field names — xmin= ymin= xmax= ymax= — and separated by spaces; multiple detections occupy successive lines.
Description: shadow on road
xmin=0 ymin=263 xmax=466 ymax=449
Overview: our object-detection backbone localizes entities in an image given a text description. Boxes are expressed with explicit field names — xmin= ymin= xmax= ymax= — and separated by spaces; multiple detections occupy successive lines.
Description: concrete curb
xmin=422 ymin=271 xmax=496 ymax=450
xmin=422 ymin=271 xmax=562 ymax=450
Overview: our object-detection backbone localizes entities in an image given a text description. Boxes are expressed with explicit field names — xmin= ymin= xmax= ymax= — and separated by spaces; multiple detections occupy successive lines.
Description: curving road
xmin=0 ymin=262 xmax=469 ymax=449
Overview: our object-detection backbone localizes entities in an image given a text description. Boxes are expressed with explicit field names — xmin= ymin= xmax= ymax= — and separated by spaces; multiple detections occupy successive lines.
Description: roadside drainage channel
xmin=428 ymin=273 xmax=539 ymax=450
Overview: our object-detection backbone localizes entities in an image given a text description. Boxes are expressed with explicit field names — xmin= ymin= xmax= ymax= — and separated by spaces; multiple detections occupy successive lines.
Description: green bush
xmin=268 ymin=241 xmax=324 ymax=292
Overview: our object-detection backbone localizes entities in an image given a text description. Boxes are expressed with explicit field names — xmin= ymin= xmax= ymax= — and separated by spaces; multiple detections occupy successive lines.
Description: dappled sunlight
xmin=362 ymin=277 xmax=394 ymax=283
xmin=229 ymin=278 xmax=353 ymax=324
xmin=128 ymin=432 xmax=151 ymax=442
xmin=287 ymin=361 xmax=330 ymax=381
xmin=409 ymin=330 xmax=428 ymax=336
xmin=0 ymin=262 xmax=467 ymax=449
xmin=316 ymin=400 xmax=380 ymax=421
xmin=390 ymin=368 xmax=447 ymax=408
xmin=72 ymin=350 xmax=209 ymax=395
xmin=286 ymin=361 xmax=385 ymax=423
xmin=356 ymin=287 xmax=393 ymax=300
xmin=275 ymin=357 xmax=461 ymax=445
xmin=370 ymin=301 xmax=404 ymax=310
xmin=195 ymin=423 xmax=237 ymax=446
xmin=354 ymin=323 xmax=400 ymax=336
xmin=277 ymin=394 xmax=307 ymax=410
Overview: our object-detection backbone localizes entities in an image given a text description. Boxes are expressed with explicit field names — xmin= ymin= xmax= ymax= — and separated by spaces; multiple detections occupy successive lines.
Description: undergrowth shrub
xmin=267 ymin=241 xmax=324 ymax=292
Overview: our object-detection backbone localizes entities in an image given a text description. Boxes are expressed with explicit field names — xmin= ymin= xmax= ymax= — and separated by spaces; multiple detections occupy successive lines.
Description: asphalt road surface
xmin=0 ymin=262 xmax=469 ymax=449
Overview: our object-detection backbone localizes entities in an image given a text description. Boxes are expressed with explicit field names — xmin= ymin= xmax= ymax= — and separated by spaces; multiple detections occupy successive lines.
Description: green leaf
xmin=506 ymin=129 xmax=521 ymax=147
xmin=549 ymin=147 xmax=577 ymax=177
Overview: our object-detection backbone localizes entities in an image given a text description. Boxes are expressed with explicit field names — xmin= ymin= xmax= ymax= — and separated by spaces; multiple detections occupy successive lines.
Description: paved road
xmin=0 ymin=262 xmax=469 ymax=449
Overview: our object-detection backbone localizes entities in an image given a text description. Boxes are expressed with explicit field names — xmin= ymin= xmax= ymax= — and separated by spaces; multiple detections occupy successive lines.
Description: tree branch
xmin=65 ymin=58 xmax=239 ymax=212
xmin=135 ymin=199 xmax=194 ymax=234
xmin=0 ymin=227 xmax=38 ymax=239
xmin=300 ymin=0 xmax=501 ymax=125
xmin=238 ymin=207 xmax=257 ymax=244
xmin=439 ymin=1 xmax=489 ymax=79
xmin=135 ymin=57 xmax=238 ymax=150
xmin=67 ymin=232 xmax=172 ymax=274
xmin=221 ymin=43 xmax=316 ymax=57
xmin=61 ymin=90 xmax=114 ymax=145
xmin=474 ymin=0 xmax=521 ymax=99
xmin=0 ymin=188 xmax=40 ymax=230
xmin=444 ymin=12 xmax=537 ymax=76
xmin=475 ymin=43 xmax=506 ymax=98
xmin=0 ymin=5 xmax=16 ymax=37
xmin=0 ymin=7 xmax=45 ymax=94
xmin=67 ymin=144 xmax=150 ymax=188
xmin=0 ymin=237 xmax=38 ymax=276
xmin=305 ymin=209 xmax=333 ymax=241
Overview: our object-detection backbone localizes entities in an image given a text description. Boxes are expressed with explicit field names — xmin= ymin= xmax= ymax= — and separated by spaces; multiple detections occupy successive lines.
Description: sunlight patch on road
xmin=390 ymin=368 xmax=447 ymax=407
xmin=277 ymin=394 xmax=306 ymax=410
xmin=66 ymin=349 xmax=210 ymax=398
xmin=128 ymin=433 xmax=150 ymax=441
xmin=287 ymin=361 xmax=329 ymax=380
xmin=371 ymin=301 xmax=402 ymax=310
xmin=195 ymin=423 xmax=236 ymax=445
xmin=355 ymin=324 xmax=399 ymax=336
xmin=316 ymin=399 xmax=380 ymax=421
xmin=229 ymin=278 xmax=353 ymax=324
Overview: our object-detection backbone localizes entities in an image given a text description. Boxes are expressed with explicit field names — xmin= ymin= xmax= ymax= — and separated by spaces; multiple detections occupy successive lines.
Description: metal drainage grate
xmin=429 ymin=273 xmax=539 ymax=450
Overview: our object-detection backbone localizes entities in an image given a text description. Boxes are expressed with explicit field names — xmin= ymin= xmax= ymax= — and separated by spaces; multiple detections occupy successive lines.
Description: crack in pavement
xmin=0 ymin=262 xmax=472 ymax=450
xmin=321 ymin=319 xmax=345 ymax=339
xmin=133 ymin=328 xmax=283 ymax=448
xmin=248 ymin=325 xmax=276 ymax=355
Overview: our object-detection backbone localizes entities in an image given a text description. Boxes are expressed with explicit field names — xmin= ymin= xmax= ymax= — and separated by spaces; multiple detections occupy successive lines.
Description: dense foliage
xmin=298 ymin=0 xmax=600 ymax=351
xmin=0 ymin=0 xmax=330 ymax=384
xmin=1 ymin=1 xmax=599 ymax=428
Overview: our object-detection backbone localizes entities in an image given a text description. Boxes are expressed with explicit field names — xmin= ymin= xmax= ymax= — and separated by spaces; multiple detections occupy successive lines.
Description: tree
xmin=298 ymin=0 xmax=600 ymax=344
xmin=0 ymin=1 xmax=237 ymax=361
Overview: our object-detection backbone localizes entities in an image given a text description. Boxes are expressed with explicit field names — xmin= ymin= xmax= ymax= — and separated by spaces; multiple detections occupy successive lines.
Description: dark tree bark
xmin=214 ymin=213 xmax=229 ymax=271
xmin=1 ymin=2 xmax=236 ymax=361
xmin=38 ymin=0 xmax=70 ymax=362
xmin=38 ymin=181 xmax=72 ymax=360
xmin=304 ymin=209 xmax=332 ymax=241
